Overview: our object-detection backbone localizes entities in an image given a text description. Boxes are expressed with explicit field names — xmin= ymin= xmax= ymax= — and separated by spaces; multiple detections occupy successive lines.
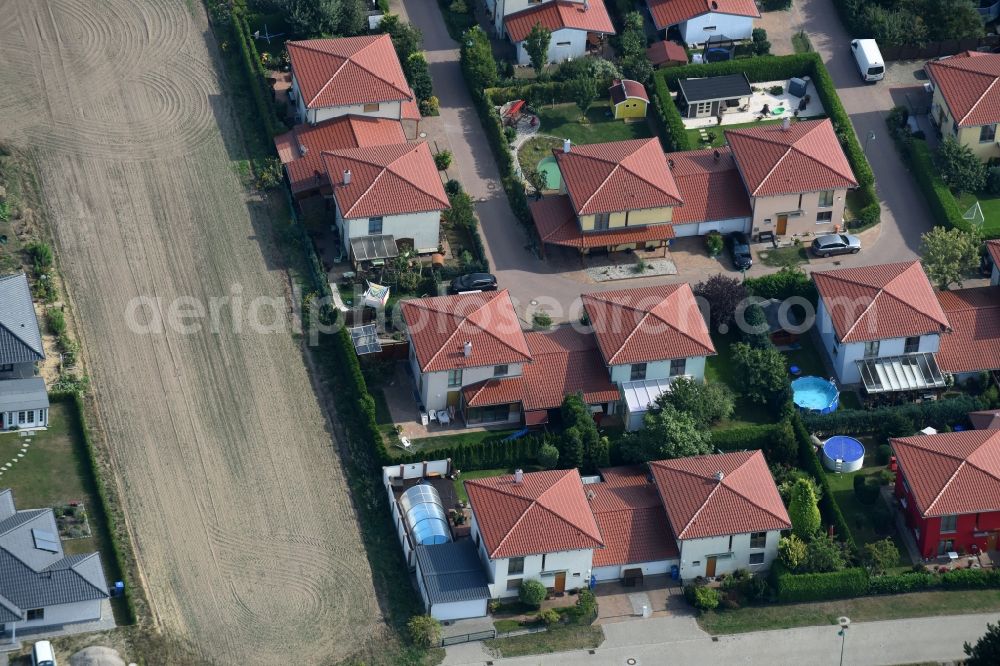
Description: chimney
xmin=714 ymin=471 xmax=724 ymax=482
xmin=563 ymin=138 xmax=572 ymax=153
xmin=713 ymin=150 xmax=720 ymax=163
xmin=586 ymin=490 xmax=596 ymax=501
xmin=514 ymin=469 xmax=524 ymax=484
xmin=668 ymin=159 xmax=675 ymax=170
xmin=583 ymin=0 xmax=590 ymax=10
xmin=782 ymin=116 xmax=791 ymax=131
xmin=342 ymin=169 xmax=352 ymax=185
xmin=298 ymin=143 xmax=308 ymax=156
xmin=463 ymin=340 xmax=473 ymax=357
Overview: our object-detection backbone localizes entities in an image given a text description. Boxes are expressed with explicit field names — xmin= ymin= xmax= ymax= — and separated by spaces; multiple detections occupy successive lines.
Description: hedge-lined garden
xmin=802 ymin=394 xmax=981 ymax=436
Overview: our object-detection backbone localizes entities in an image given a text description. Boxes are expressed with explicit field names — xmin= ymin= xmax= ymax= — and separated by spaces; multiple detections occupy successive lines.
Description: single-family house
xmin=970 ymin=409 xmax=1000 ymax=430
xmin=675 ymin=73 xmax=751 ymax=119
xmin=273 ymin=115 xmax=406 ymax=199
xmin=0 ymin=489 xmax=109 ymax=641
xmin=726 ymin=119 xmax=858 ymax=239
xmin=609 ymin=79 xmax=648 ymax=120
xmin=530 ymin=138 xmax=682 ymax=257
xmin=320 ymin=142 xmax=449 ymax=257
xmin=465 ymin=469 xmax=605 ymax=599
xmin=647 ymin=40 xmax=689 ymax=68
xmin=893 ymin=430 xmax=1000 ymax=558
xmin=813 ymin=261 xmax=951 ymax=391
xmin=0 ymin=274 xmax=48 ymax=432
xmin=646 ymin=0 xmax=759 ymax=45
xmin=936 ymin=286 xmax=1000 ymax=383
xmin=665 ymin=146 xmax=752 ymax=237
xmin=287 ymin=35 xmax=417 ymax=125
xmin=925 ymin=51 xmax=1000 ymax=162
xmin=503 ymin=0 xmax=615 ymax=65
xmin=648 ymin=450 xmax=791 ymax=579
xmin=988 ymin=240 xmax=1000 ymax=285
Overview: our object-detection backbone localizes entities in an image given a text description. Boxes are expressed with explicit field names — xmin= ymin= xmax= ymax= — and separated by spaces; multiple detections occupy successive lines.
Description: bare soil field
xmin=0 ymin=1 xmax=381 ymax=663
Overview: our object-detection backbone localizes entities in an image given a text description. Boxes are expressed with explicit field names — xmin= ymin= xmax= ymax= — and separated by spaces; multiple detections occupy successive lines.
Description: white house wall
xmin=680 ymin=13 xmax=754 ymax=45
xmin=609 ymin=356 xmax=706 ymax=385
xmin=341 ymin=210 xmax=441 ymax=254
xmin=515 ymin=28 xmax=588 ymax=65
xmin=592 ymin=558 xmax=675 ymax=582
xmin=418 ymin=363 xmax=525 ymax=412
xmin=489 ymin=548 xmax=594 ymax=599
xmin=678 ymin=530 xmax=778 ymax=581
xmin=16 ymin=599 xmax=103 ymax=631
xmin=672 ymin=217 xmax=751 ymax=238
xmin=493 ymin=0 xmax=544 ymax=35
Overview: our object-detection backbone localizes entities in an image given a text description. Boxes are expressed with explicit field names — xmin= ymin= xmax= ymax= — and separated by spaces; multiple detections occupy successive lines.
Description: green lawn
xmin=537 ymin=101 xmax=652 ymax=146
xmin=494 ymin=618 xmax=522 ymax=634
xmin=955 ymin=191 xmax=1000 ymax=236
xmin=706 ymin=330 xmax=773 ymax=425
xmin=518 ymin=136 xmax=562 ymax=178
xmin=454 ymin=468 xmax=510 ymax=504
xmin=784 ymin=334 xmax=827 ymax=379
xmin=825 ymin=459 xmax=908 ymax=563
xmin=698 ymin=588 xmax=1000 ymax=634
xmin=686 ymin=118 xmax=787 ymax=149
xmin=758 ymin=245 xmax=809 ymax=268
xmin=484 ymin=624 xmax=604 ymax=658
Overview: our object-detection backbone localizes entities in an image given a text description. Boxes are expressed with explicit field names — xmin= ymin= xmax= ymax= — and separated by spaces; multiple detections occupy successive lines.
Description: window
xmin=494 ymin=365 xmax=509 ymax=377
xmin=695 ymin=101 xmax=712 ymax=116
xmin=541 ymin=554 xmax=547 ymax=571
xmin=630 ymin=363 xmax=647 ymax=381
xmin=508 ymin=557 xmax=525 ymax=575
xmin=981 ymin=124 xmax=997 ymax=143
xmin=818 ymin=190 xmax=835 ymax=208
xmin=749 ymin=532 xmax=767 ymax=549
xmin=26 ymin=608 xmax=43 ymax=621
xmin=506 ymin=579 xmax=523 ymax=591
xmin=556 ymin=41 xmax=571 ymax=47
xmin=447 ymin=369 xmax=463 ymax=387
xmin=17 ymin=411 xmax=26 ymax=425
xmin=363 ymin=102 xmax=380 ymax=113
xmin=0 ymin=364 xmax=12 ymax=372
xmin=749 ymin=552 xmax=765 ymax=565
xmin=940 ymin=514 xmax=958 ymax=533
xmin=703 ymin=25 xmax=717 ymax=31
xmin=904 ymin=336 xmax=920 ymax=354
xmin=26 ymin=410 xmax=34 ymax=425
xmin=594 ymin=212 xmax=610 ymax=231
xmin=368 ymin=217 xmax=383 ymax=235
xmin=864 ymin=340 xmax=880 ymax=358
xmin=669 ymin=358 xmax=686 ymax=377
xmin=816 ymin=211 xmax=833 ymax=223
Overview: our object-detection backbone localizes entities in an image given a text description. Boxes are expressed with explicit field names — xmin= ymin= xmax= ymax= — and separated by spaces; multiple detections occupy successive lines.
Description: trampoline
xmin=536 ymin=155 xmax=562 ymax=191
xmin=822 ymin=436 xmax=866 ymax=473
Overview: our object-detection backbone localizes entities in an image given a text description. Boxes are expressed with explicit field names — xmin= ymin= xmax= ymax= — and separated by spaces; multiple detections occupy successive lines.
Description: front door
xmin=776 ymin=214 xmax=788 ymax=235
xmin=705 ymin=556 xmax=717 ymax=578
xmin=446 ymin=391 xmax=461 ymax=408
xmin=553 ymin=572 xmax=566 ymax=594
xmin=988 ymin=532 xmax=998 ymax=551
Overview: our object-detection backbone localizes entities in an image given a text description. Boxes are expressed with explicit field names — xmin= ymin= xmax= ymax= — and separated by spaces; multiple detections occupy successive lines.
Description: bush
xmin=407 ymin=614 xmax=442 ymax=648
xmin=745 ymin=267 xmax=817 ymax=304
xmin=803 ymin=395 xmax=981 ymax=436
xmin=25 ymin=242 xmax=53 ymax=271
xmin=876 ymin=444 xmax=892 ymax=465
xmin=712 ymin=423 xmax=784 ymax=452
xmin=772 ymin=562 xmax=868 ymax=603
xmin=519 ymin=579 xmax=547 ymax=607
xmin=538 ymin=443 xmax=560 ymax=469
xmin=694 ymin=274 xmax=746 ymax=330
xmin=538 ymin=608 xmax=560 ymax=625
xmin=684 ymin=584 xmax=721 ymax=611
xmin=46 ymin=308 xmax=66 ymax=337
xmin=532 ymin=311 xmax=552 ymax=329
xmin=863 ymin=538 xmax=900 ymax=575
xmin=574 ymin=588 xmax=597 ymax=622
xmin=705 ymin=231 xmax=723 ymax=256
xmin=778 ymin=534 xmax=808 ymax=572
xmin=938 ymin=136 xmax=987 ymax=194
xmin=853 ymin=475 xmax=880 ymax=505
xmin=449 ymin=0 xmax=468 ymax=12
xmin=434 ymin=151 xmax=453 ymax=170
xmin=420 ymin=96 xmax=440 ymax=116
xmin=987 ymin=166 xmax=1000 ymax=196
xmin=762 ymin=0 xmax=792 ymax=8
xmin=504 ymin=126 xmax=517 ymax=144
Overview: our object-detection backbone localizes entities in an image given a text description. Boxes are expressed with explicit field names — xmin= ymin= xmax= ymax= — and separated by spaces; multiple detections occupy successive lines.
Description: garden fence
xmin=881 ymin=36 xmax=1000 ymax=61
xmin=441 ymin=629 xmax=497 ymax=646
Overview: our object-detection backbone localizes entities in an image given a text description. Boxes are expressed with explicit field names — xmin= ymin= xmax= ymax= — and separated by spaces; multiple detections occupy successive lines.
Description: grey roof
xmin=677 ymin=73 xmax=752 ymax=103
xmin=0 ymin=377 xmax=49 ymax=412
xmin=415 ymin=541 xmax=490 ymax=605
xmin=0 ymin=592 xmax=20 ymax=623
xmin=0 ymin=489 xmax=14 ymax=521
xmin=0 ymin=273 xmax=44 ymax=365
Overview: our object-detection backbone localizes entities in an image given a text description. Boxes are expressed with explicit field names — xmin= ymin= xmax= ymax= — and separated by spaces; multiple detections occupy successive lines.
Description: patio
xmin=593 ymin=574 xmax=686 ymax=625
xmin=682 ymin=79 xmax=826 ymax=130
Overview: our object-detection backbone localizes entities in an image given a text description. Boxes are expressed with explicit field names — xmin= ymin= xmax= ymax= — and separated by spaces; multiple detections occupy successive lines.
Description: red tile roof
xmin=590 ymin=466 xmax=679 ymax=567
xmin=892 ymin=430 xmax=1000 ymax=517
xmin=647 ymin=0 xmax=759 ymax=31
xmin=925 ymin=52 xmax=1000 ymax=128
xmin=970 ymin=409 xmax=1000 ymax=430
xmin=649 ymin=451 xmax=791 ymax=540
xmin=465 ymin=469 xmax=605 ymax=559
xmin=988 ymin=240 xmax=1000 ymax=268
xmin=530 ymin=195 xmax=675 ymax=249
xmin=401 ymin=290 xmax=532 ymax=373
xmin=813 ymin=261 xmax=951 ymax=344
xmin=647 ymin=41 xmax=688 ymax=66
xmin=274 ymin=116 xmax=406 ymax=195
xmin=666 ymin=147 xmax=753 ymax=224
xmin=287 ymin=36 xmax=412 ymax=110
xmin=582 ymin=284 xmax=715 ymax=366
xmin=609 ymin=79 xmax=649 ymax=105
xmin=726 ymin=119 xmax=858 ymax=197
xmin=936 ymin=287 xmax=1000 ymax=374
xmin=505 ymin=0 xmax=615 ymax=42
xmin=555 ymin=139 xmax=682 ymax=215
xmin=462 ymin=326 xmax=619 ymax=411
xmin=320 ymin=142 xmax=449 ymax=218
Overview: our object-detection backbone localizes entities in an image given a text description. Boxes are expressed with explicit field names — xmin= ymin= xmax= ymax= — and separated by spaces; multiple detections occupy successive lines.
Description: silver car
xmin=811 ymin=234 xmax=861 ymax=258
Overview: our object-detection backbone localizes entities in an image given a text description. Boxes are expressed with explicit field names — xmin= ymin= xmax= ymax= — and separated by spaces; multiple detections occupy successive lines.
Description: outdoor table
xmin=437 ymin=410 xmax=451 ymax=425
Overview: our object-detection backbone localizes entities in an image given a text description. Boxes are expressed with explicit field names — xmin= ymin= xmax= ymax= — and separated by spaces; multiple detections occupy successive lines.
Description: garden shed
xmin=676 ymin=73 xmax=752 ymax=119
xmin=609 ymin=79 xmax=649 ymax=120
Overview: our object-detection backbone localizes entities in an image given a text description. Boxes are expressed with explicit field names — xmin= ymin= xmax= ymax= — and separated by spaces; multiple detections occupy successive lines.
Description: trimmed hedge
xmin=396 ymin=433 xmax=546 ymax=471
xmin=771 ymin=561 xmax=869 ymax=603
xmin=896 ymin=134 xmax=975 ymax=234
xmin=802 ymin=395 xmax=981 ymax=436
xmin=744 ymin=267 xmax=818 ymax=305
xmin=793 ymin=415 xmax=856 ymax=551
xmin=712 ymin=423 xmax=783 ymax=451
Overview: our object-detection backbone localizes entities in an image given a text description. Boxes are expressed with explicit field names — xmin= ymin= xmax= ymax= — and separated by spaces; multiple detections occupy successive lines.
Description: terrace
xmin=680 ymin=79 xmax=826 ymax=131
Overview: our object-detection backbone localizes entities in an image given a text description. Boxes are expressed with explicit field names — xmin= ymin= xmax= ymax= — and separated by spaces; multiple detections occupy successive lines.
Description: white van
xmin=31 ymin=640 xmax=56 ymax=666
xmin=851 ymin=39 xmax=885 ymax=82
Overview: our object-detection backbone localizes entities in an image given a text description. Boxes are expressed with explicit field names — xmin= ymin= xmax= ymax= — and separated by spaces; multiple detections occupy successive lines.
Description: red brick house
xmin=892 ymin=429 xmax=1000 ymax=558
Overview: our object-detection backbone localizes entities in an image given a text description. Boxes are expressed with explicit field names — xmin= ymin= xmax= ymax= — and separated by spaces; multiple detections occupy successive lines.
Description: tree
xmin=765 ymin=420 xmax=798 ymax=466
xmin=804 ymin=535 xmax=847 ymax=573
xmin=751 ymin=28 xmax=771 ymax=56
xmin=559 ymin=394 xmax=608 ymax=473
xmin=286 ymin=0 xmax=343 ymax=37
xmin=657 ymin=377 xmax=734 ymax=429
xmin=924 ymin=0 xmax=985 ymax=43
xmin=525 ymin=167 xmax=548 ymax=198
xmin=405 ymin=53 xmax=434 ymax=102
xmin=788 ymin=478 xmax=821 ymax=539
xmin=569 ymin=77 xmax=597 ymax=119
xmin=778 ymin=534 xmax=808 ymax=572
xmin=731 ymin=342 xmax=790 ymax=413
xmin=863 ymin=537 xmax=900 ymax=575
xmin=937 ymin=136 xmax=986 ymax=194
xmin=339 ymin=0 xmax=368 ymax=35
xmin=525 ymin=22 xmax=552 ymax=76
xmin=695 ymin=274 xmax=747 ymax=331
xmin=461 ymin=26 xmax=497 ymax=89
xmin=620 ymin=403 xmax=712 ymax=463
xmin=538 ymin=443 xmax=560 ymax=469
xmin=618 ymin=12 xmax=646 ymax=59
xmin=738 ymin=301 xmax=772 ymax=349
xmin=621 ymin=55 xmax=653 ymax=85
xmin=381 ymin=14 xmax=424 ymax=62
xmin=920 ymin=226 xmax=982 ymax=290
xmin=965 ymin=621 xmax=1000 ymax=666
xmin=407 ymin=615 xmax=442 ymax=648
xmin=519 ymin=579 xmax=547 ymax=607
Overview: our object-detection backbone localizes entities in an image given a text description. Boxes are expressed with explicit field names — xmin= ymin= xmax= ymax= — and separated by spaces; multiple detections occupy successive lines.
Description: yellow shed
xmin=609 ymin=78 xmax=648 ymax=120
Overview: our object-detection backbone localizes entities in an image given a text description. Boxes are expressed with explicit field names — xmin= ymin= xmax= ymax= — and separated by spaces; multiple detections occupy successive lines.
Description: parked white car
xmin=851 ymin=39 xmax=885 ymax=82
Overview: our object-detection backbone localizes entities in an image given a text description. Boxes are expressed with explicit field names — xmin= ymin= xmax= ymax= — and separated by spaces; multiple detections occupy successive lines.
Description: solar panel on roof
xmin=350 ymin=324 xmax=382 ymax=355
xmin=31 ymin=528 xmax=60 ymax=553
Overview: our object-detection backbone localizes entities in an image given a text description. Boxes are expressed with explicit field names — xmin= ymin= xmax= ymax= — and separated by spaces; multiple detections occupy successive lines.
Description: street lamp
xmin=863 ymin=130 xmax=876 ymax=155
xmin=837 ymin=616 xmax=851 ymax=666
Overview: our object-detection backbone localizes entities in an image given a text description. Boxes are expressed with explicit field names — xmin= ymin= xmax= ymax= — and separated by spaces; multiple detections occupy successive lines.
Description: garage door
xmin=431 ymin=597 xmax=488 ymax=622
xmin=699 ymin=218 xmax=750 ymax=235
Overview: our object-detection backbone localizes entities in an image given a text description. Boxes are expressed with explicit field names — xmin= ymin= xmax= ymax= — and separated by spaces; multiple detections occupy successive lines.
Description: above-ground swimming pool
xmin=792 ymin=376 xmax=839 ymax=414
xmin=536 ymin=156 xmax=562 ymax=191
xmin=822 ymin=436 xmax=866 ymax=473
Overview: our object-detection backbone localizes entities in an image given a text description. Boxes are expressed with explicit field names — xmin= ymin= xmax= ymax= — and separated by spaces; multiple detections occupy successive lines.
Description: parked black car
xmin=449 ymin=272 xmax=498 ymax=294
xmin=727 ymin=231 xmax=753 ymax=270
xmin=810 ymin=234 xmax=861 ymax=258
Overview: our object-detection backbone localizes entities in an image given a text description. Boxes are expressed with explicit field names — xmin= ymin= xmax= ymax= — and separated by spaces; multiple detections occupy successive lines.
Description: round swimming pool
xmin=822 ymin=436 xmax=866 ymax=473
xmin=792 ymin=376 xmax=839 ymax=414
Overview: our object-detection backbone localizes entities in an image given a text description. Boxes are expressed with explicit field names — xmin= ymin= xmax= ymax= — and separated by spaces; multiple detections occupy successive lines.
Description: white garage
xmin=414 ymin=542 xmax=491 ymax=621
xmin=671 ymin=216 xmax=750 ymax=238
xmin=592 ymin=559 xmax=677 ymax=583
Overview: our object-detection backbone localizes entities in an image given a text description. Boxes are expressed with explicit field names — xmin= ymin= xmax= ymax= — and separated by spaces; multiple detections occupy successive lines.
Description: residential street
xmin=443 ymin=612 xmax=996 ymax=665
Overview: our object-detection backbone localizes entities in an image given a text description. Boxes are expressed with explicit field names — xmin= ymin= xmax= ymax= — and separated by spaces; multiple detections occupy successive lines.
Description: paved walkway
xmin=443 ymin=611 xmax=993 ymax=665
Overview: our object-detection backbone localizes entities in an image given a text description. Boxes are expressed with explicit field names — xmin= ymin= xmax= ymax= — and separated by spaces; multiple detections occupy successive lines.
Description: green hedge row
xmin=744 ymin=267 xmax=818 ymax=305
xmin=771 ymin=561 xmax=869 ymax=603
xmin=49 ymin=391 xmax=137 ymax=625
xmin=895 ymin=135 xmax=975 ymax=234
xmin=396 ymin=433 xmax=546 ymax=471
xmin=712 ymin=423 xmax=783 ymax=451
xmin=793 ymin=415 xmax=856 ymax=551
xmin=488 ymin=82 xmax=577 ymax=107
xmin=802 ymin=395 xmax=981 ymax=436
xmin=230 ymin=7 xmax=285 ymax=139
